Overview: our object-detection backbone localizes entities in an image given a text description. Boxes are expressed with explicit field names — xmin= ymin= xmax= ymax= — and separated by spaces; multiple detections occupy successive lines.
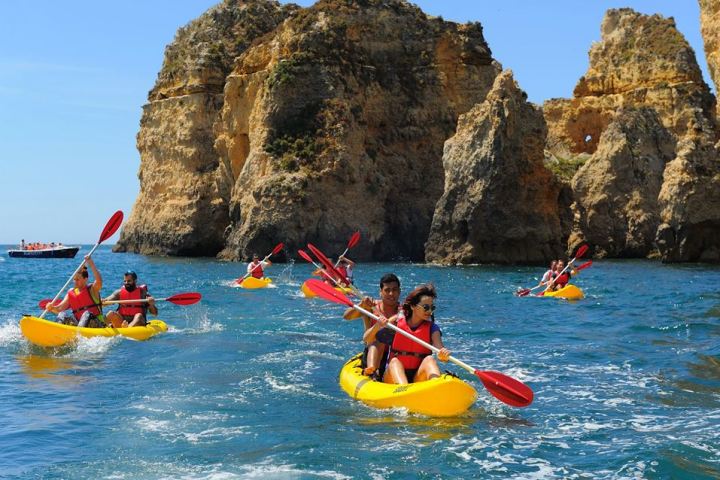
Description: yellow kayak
xmin=19 ymin=316 xmax=168 ymax=348
xmin=301 ymin=280 xmax=353 ymax=298
xmin=541 ymin=284 xmax=584 ymax=300
xmin=237 ymin=277 xmax=272 ymax=289
xmin=338 ymin=353 xmax=477 ymax=417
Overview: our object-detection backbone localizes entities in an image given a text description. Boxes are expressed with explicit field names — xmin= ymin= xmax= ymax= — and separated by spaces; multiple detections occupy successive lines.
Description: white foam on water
xmin=0 ymin=319 xmax=24 ymax=347
xmin=169 ymin=312 xmax=224 ymax=335
xmin=263 ymin=372 xmax=334 ymax=400
xmin=236 ymin=460 xmax=351 ymax=480
xmin=136 ymin=416 xmax=173 ymax=433
xmin=181 ymin=425 xmax=248 ymax=444
xmin=65 ymin=334 xmax=121 ymax=358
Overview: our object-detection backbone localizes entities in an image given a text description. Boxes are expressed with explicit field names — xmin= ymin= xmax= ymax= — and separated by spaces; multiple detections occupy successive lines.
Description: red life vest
xmin=370 ymin=300 xmax=398 ymax=327
xmin=555 ymin=272 xmax=570 ymax=287
xmin=389 ymin=314 xmax=432 ymax=370
xmin=118 ymin=285 xmax=147 ymax=316
xmin=68 ymin=285 xmax=103 ymax=321
xmin=249 ymin=262 xmax=264 ymax=278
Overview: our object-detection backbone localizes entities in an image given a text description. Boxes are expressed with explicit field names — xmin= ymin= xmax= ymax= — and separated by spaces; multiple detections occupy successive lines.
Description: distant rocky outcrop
xmin=425 ymin=71 xmax=564 ymax=264
xmin=700 ymin=0 xmax=720 ymax=117
xmin=546 ymin=8 xmax=720 ymax=262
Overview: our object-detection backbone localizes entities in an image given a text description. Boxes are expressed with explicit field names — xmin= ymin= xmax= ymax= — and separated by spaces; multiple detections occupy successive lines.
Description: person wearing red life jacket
xmin=46 ymin=255 xmax=105 ymax=328
xmin=343 ymin=273 xmax=401 ymax=378
xmin=247 ymin=253 xmax=271 ymax=279
xmin=336 ymin=256 xmax=355 ymax=285
xmin=538 ymin=260 xmax=557 ymax=288
xmin=104 ymin=271 xmax=157 ymax=328
xmin=380 ymin=284 xmax=450 ymax=385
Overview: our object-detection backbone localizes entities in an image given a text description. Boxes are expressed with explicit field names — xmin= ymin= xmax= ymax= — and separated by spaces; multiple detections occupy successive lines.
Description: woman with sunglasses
xmin=382 ymin=284 xmax=450 ymax=385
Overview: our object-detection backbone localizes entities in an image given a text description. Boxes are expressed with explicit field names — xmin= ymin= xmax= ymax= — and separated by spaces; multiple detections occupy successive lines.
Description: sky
xmin=0 ymin=1 xmax=710 ymax=244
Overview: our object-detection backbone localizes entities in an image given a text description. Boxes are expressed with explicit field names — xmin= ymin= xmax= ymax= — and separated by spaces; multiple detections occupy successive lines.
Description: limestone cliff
xmin=547 ymin=8 xmax=720 ymax=262
xmin=115 ymin=0 xmax=296 ymax=255
xmin=700 ymin=0 xmax=720 ymax=114
xmin=214 ymin=0 xmax=500 ymax=260
xmin=425 ymin=71 xmax=564 ymax=264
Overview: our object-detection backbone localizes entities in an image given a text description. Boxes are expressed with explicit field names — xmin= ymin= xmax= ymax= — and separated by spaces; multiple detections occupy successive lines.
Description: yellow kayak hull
xmin=301 ymin=280 xmax=352 ymax=298
xmin=19 ymin=316 xmax=168 ymax=348
xmin=542 ymin=284 xmax=584 ymax=300
xmin=237 ymin=277 xmax=272 ymax=289
xmin=338 ymin=353 xmax=477 ymax=417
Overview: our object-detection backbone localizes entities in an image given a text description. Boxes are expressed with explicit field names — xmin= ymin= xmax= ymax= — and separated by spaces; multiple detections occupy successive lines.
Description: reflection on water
xmin=656 ymin=354 xmax=720 ymax=408
xmin=16 ymin=354 xmax=90 ymax=388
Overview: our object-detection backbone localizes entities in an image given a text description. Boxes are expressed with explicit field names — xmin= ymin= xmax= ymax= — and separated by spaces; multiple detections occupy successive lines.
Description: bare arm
xmin=86 ymin=256 xmax=102 ymax=292
xmin=46 ymin=293 xmax=70 ymax=313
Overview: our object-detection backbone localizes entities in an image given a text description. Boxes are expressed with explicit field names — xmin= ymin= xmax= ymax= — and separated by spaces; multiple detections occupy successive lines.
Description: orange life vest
xmin=68 ymin=285 xmax=103 ymax=321
xmin=389 ymin=314 xmax=432 ymax=370
xmin=118 ymin=285 xmax=147 ymax=316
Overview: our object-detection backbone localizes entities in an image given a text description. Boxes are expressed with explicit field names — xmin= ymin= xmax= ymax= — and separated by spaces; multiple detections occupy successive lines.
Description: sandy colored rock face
xmin=700 ymin=0 xmax=720 ymax=116
xmin=215 ymin=0 xmax=500 ymax=261
xmin=425 ymin=71 xmax=564 ymax=264
xmin=547 ymin=8 xmax=720 ymax=262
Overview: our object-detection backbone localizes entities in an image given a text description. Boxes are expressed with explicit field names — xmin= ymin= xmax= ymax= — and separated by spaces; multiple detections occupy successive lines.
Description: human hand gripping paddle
xmin=305 ymin=279 xmax=533 ymax=408
xmin=235 ymin=243 xmax=284 ymax=284
xmin=38 ymin=210 xmax=123 ymax=319
xmin=333 ymin=231 xmax=360 ymax=268
xmin=516 ymin=258 xmax=593 ymax=297
xmin=39 ymin=292 xmax=202 ymax=310
xmin=298 ymin=249 xmax=361 ymax=297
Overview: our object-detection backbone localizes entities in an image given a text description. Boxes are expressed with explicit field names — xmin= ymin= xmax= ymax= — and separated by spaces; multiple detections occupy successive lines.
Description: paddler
xmin=247 ymin=253 xmax=271 ymax=279
xmin=344 ymin=273 xmax=401 ymax=378
xmin=537 ymin=260 xmax=557 ymax=288
xmin=381 ymin=284 xmax=450 ymax=385
xmin=45 ymin=255 xmax=105 ymax=328
xmin=103 ymin=271 xmax=157 ymax=328
xmin=336 ymin=256 xmax=355 ymax=285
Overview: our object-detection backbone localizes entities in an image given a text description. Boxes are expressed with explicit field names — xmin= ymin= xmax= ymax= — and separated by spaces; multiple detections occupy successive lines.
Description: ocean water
xmin=1 ymin=245 xmax=719 ymax=479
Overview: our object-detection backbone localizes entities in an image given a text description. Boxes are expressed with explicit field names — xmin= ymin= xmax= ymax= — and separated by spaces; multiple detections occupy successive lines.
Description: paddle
xmin=235 ymin=243 xmax=284 ymax=284
xmin=541 ymin=244 xmax=590 ymax=294
xmin=307 ymin=243 xmax=363 ymax=297
xmin=517 ymin=258 xmax=593 ymax=297
xmin=333 ymin=231 xmax=360 ymax=268
xmin=39 ymin=292 xmax=202 ymax=310
xmin=39 ymin=210 xmax=123 ymax=319
xmin=305 ymin=279 xmax=533 ymax=408
xmin=298 ymin=250 xmax=360 ymax=297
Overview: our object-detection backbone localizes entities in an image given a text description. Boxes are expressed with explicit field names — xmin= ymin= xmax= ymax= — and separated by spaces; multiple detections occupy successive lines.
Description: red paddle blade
xmin=38 ymin=299 xmax=52 ymax=309
xmin=516 ymin=289 xmax=530 ymax=297
xmin=298 ymin=249 xmax=314 ymax=264
xmin=575 ymin=260 xmax=592 ymax=271
xmin=574 ymin=244 xmax=589 ymax=260
xmin=307 ymin=243 xmax=349 ymax=285
xmin=475 ymin=370 xmax=534 ymax=407
xmin=99 ymin=210 xmax=124 ymax=243
xmin=305 ymin=279 xmax=353 ymax=307
xmin=167 ymin=292 xmax=202 ymax=305
xmin=347 ymin=231 xmax=361 ymax=249
xmin=271 ymin=243 xmax=284 ymax=256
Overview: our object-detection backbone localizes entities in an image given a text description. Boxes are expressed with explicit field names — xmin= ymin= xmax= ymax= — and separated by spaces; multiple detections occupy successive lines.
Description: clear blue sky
xmin=0 ymin=1 xmax=709 ymax=244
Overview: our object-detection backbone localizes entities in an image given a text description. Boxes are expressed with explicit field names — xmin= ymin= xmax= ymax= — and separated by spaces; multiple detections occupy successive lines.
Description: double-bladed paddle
xmin=38 ymin=292 xmax=202 ymax=310
xmin=235 ymin=243 xmax=284 ymax=284
xmin=39 ymin=210 xmax=123 ymax=319
xmin=333 ymin=231 xmax=360 ymax=268
xmin=305 ymin=279 xmax=534 ymax=408
xmin=298 ymin=250 xmax=361 ymax=297
xmin=517 ymin=245 xmax=590 ymax=297
xmin=306 ymin=243 xmax=363 ymax=297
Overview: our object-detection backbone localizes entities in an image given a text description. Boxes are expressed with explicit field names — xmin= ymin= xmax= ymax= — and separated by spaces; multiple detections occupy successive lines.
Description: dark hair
xmin=252 ymin=253 xmax=259 ymax=259
xmin=124 ymin=270 xmax=137 ymax=280
xmin=402 ymin=284 xmax=437 ymax=320
xmin=379 ymin=273 xmax=400 ymax=290
xmin=80 ymin=266 xmax=89 ymax=279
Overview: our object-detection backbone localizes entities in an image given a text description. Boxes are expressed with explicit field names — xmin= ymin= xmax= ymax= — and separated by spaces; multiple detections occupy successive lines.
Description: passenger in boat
xmin=247 ymin=253 xmax=271 ymax=279
xmin=382 ymin=284 xmax=450 ymax=385
xmin=45 ymin=255 xmax=106 ymax=328
xmin=20 ymin=239 xmax=25 ymax=250
xmin=103 ymin=271 xmax=157 ymax=328
xmin=336 ymin=256 xmax=355 ymax=284
xmin=538 ymin=260 xmax=557 ymax=288
xmin=344 ymin=273 xmax=401 ymax=377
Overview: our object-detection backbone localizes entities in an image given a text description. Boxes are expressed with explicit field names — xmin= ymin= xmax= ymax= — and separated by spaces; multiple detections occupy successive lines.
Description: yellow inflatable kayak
xmin=338 ymin=353 xmax=477 ymax=417
xmin=236 ymin=277 xmax=272 ymax=289
xmin=301 ymin=280 xmax=353 ymax=298
xmin=19 ymin=316 xmax=168 ymax=348
xmin=540 ymin=284 xmax=584 ymax=300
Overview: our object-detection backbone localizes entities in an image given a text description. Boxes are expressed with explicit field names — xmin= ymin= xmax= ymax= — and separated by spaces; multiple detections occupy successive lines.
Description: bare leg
xmin=127 ymin=313 xmax=146 ymax=328
xmin=414 ymin=356 xmax=441 ymax=382
xmin=383 ymin=357 xmax=409 ymax=385
xmin=363 ymin=344 xmax=379 ymax=376
xmin=105 ymin=311 xmax=124 ymax=328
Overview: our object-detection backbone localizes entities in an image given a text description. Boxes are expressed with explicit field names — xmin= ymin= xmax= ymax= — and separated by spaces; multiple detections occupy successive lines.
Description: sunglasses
xmin=417 ymin=303 xmax=436 ymax=312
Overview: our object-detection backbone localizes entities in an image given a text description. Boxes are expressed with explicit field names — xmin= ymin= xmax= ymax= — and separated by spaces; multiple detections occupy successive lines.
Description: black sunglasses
xmin=418 ymin=303 xmax=436 ymax=312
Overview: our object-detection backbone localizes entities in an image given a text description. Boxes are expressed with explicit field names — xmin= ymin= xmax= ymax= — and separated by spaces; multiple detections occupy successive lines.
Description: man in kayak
xmin=336 ymin=256 xmax=355 ymax=285
xmin=379 ymin=284 xmax=450 ymax=384
xmin=344 ymin=273 xmax=401 ymax=378
xmin=247 ymin=253 xmax=271 ymax=279
xmin=544 ymin=259 xmax=575 ymax=292
xmin=45 ymin=255 xmax=105 ymax=328
xmin=103 ymin=271 xmax=157 ymax=328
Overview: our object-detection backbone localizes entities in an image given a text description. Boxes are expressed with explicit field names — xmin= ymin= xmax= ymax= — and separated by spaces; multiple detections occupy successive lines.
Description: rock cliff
xmin=547 ymin=8 xmax=720 ymax=262
xmin=700 ymin=0 xmax=720 ymax=115
xmin=425 ymin=71 xmax=564 ymax=264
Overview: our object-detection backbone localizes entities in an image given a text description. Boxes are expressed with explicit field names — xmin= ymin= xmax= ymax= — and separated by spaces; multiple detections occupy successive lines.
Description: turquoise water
xmin=1 ymin=246 xmax=720 ymax=479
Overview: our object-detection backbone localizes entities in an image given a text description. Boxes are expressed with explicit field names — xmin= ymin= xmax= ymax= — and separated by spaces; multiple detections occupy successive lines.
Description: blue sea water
xmin=1 ymin=245 xmax=719 ymax=479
